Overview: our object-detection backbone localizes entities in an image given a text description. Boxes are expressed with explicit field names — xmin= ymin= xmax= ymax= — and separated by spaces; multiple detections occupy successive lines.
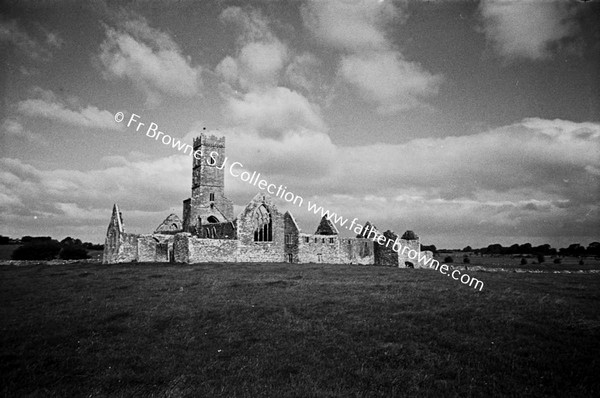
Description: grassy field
xmin=0 ymin=244 xmax=19 ymax=260
xmin=1 ymin=263 xmax=599 ymax=397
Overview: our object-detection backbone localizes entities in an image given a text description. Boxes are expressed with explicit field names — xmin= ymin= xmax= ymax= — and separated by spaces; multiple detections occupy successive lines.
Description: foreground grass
xmin=1 ymin=263 xmax=599 ymax=397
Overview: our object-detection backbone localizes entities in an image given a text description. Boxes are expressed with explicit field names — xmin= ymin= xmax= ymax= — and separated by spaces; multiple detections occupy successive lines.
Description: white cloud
xmin=219 ymin=118 xmax=599 ymax=243
xmin=215 ymin=7 xmax=288 ymax=90
xmin=1 ymin=119 xmax=24 ymax=136
xmin=99 ymin=16 xmax=201 ymax=105
xmin=219 ymin=6 xmax=275 ymax=43
xmin=301 ymin=0 xmax=397 ymax=52
xmin=216 ymin=41 xmax=288 ymax=89
xmin=16 ymin=90 xmax=122 ymax=131
xmin=224 ymin=86 xmax=326 ymax=134
xmin=479 ymin=0 xmax=578 ymax=60
xmin=302 ymin=0 xmax=441 ymax=113
xmin=1 ymin=118 xmax=597 ymax=246
xmin=215 ymin=7 xmax=327 ymax=138
xmin=0 ymin=153 xmax=191 ymax=241
xmin=284 ymin=53 xmax=321 ymax=93
xmin=340 ymin=51 xmax=441 ymax=113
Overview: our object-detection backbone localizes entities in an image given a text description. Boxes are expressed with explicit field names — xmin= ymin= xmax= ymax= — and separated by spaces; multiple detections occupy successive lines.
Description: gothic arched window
xmin=253 ymin=204 xmax=272 ymax=242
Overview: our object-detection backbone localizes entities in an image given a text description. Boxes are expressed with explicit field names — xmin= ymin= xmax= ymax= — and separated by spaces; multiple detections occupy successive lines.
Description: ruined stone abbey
xmin=103 ymin=133 xmax=431 ymax=267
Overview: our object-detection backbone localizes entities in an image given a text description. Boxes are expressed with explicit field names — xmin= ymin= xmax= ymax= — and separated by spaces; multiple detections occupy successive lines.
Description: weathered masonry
xmin=103 ymin=133 xmax=432 ymax=266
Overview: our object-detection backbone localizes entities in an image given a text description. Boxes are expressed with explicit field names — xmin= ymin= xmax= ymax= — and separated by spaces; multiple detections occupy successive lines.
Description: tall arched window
xmin=253 ymin=204 xmax=272 ymax=242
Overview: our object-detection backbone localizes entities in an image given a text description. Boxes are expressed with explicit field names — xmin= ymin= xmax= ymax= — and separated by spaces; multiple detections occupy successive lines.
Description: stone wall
xmin=297 ymin=233 xmax=340 ymax=263
xmin=398 ymin=238 xmax=421 ymax=267
xmin=188 ymin=237 xmax=238 ymax=263
xmin=375 ymin=230 xmax=400 ymax=266
xmin=172 ymin=233 xmax=237 ymax=263
xmin=113 ymin=233 xmax=138 ymax=263
xmin=339 ymin=238 xmax=375 ymax=265
xmin=173 ymin=233 xmax=191 ymax=263
xmin=137 ymin=234 xmax=174 ymax=262
xmin=283 ymin=212 xmax=300 ymax=263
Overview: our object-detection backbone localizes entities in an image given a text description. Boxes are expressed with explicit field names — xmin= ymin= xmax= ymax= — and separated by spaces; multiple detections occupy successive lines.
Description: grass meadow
xmin=1 ymin=262 xmax=599 ymax=397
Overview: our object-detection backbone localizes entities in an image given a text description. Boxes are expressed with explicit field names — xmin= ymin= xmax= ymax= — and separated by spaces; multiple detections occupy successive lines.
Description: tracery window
xmin=253 ymin=204 xmax=272 ymax=242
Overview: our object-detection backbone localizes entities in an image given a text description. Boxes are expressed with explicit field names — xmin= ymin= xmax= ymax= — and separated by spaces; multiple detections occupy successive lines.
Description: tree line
xmin=0 ymin=235 xmax=104 ymax=261
xmin=421 ymin=242 xmax=600 ymax=257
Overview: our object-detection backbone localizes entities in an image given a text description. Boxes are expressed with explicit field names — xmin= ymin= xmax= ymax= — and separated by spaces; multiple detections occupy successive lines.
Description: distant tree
xmin=59 ymin=245 xmax=90 ymax=260
xmin=537 ymin=254 xmax=545 ymax=264
xmin=12 ymin=240 xmax=61 ymax=260
xmin=22 ymin=236 xmax=52 ymax=243
xmin=421 ymin=244 xmax=437 ymax=253
xmin=553 ymin=258 xmax=561 ymax=264
xmin=587 ymin=242 xmax=600 ymax=256
xmin=520 ymin=258 xmax=527 ymax=265
xmin=533 ymin=244 xmax=552 ymax=255
xmin=61 ymin=237 xmax=83 ymax=246
xmin=83 ymin=242 xmax=104 ymax=250
xmin=519 ymin=243 xmax=533 ymax=254
xmin=579 ymin=259 xmax=585 ymax=266
xmin=463 ymin=246 xmax=472 ymax=252
xmin=486 ymin=244 xmax=503 ymax=255
xmin=61 ymin=237 xmax=74 ymax=245
xmin=508 ymin=244 xmax=520 ymax=254
xmin=568 ymin=244 xmax=585 ymax=256
xmin=463 ymin=257 xmax=470 ymax=264
xmin=444 ymin=256 xmax=454 ymax=263
xmin=0 ymin=235 xmax=9 ymax=245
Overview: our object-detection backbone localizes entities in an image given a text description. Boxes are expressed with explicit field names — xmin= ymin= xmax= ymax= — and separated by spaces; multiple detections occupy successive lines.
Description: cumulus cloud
xmin=215 ymin=7 xmax=288 ymax=90
xmin=302 ymin=0 xmax=441 ymax=113
xmin=215 ymin=7 xmax=325 ymax=137
xmin=301 ymin=0 xmax=397 ymax=52
xmin=0 ymin=154 xmax=191 ymax=241
xmin=220 ymin=118 xmax=599 ymax=244
xmin=16 ymin=89 xmax=122 ymax=131
xmin=340 ymin=51 xmax=442 ymax=113
xmin=216 ymin=41 xmax=287 ymax=89
xmin=479 ymin=0 xmax=578 ymax=60
xmin=98 ymin=16 xmax=201 ymax=106
xmin=284 ymin=53 xmax=322 ymax=94
xmin=223 ymin=86 xmax=325 ymax=134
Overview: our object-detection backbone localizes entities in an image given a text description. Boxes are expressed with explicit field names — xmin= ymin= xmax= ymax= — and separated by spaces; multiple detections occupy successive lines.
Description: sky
xmin=0 ymin=0 xmax=599 ymax=249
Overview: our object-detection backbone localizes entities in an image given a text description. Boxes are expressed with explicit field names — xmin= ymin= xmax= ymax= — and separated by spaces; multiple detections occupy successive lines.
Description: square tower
xmin=182 ymin=132 xmax=234 ymax=232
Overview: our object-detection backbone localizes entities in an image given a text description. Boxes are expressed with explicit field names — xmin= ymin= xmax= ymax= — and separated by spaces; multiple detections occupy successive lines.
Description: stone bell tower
xmin=182 ymin=132 xmax=234 ymax=232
